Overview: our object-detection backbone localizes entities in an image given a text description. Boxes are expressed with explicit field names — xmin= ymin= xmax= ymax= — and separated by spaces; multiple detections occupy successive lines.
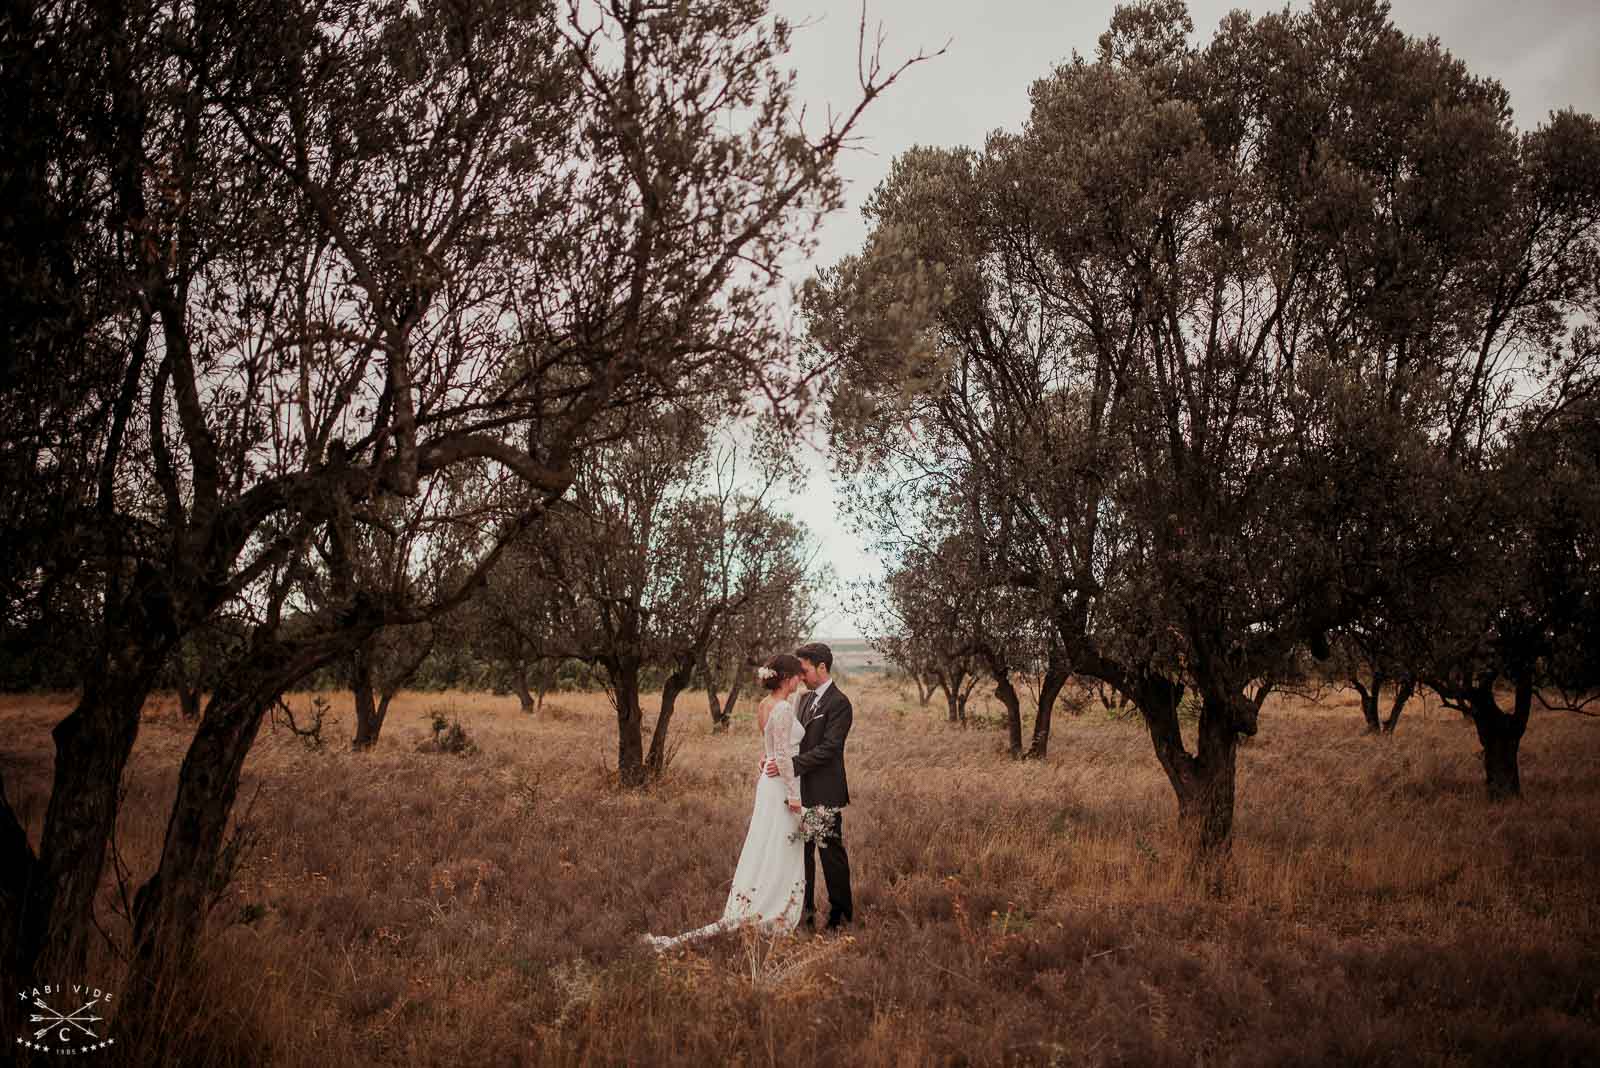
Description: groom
xmin=765 ymin=641 xmax=854 ymax=930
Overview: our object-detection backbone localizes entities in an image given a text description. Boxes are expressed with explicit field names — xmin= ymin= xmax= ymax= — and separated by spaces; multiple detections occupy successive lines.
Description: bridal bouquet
xmin=790 ymin=805 xmax=843 ymax=847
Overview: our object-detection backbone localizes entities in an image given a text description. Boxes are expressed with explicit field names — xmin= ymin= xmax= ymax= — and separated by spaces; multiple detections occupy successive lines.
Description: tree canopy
xmin=0 ymin=0 xmax=921 ymax=1044
xmin=811 ymin=0 xmax=1600 ymax=856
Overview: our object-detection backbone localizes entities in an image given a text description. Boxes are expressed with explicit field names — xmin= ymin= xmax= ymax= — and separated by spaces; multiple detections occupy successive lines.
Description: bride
xmin=644 ymin=653 xmax=807 ymax=950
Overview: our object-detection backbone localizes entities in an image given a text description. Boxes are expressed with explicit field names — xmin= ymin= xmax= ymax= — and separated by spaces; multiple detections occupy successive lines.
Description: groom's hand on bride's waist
xmin=763 ymin=758 xmax=779 ymax=777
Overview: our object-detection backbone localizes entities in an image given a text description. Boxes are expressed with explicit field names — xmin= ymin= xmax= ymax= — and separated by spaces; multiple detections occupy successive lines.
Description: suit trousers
xmin=802 ymin=810 xmax=853 ymax=926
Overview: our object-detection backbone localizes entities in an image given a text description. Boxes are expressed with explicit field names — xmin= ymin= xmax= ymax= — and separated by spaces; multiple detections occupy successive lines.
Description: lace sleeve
xmin=764 ymin=698 xmax=800 ymax=804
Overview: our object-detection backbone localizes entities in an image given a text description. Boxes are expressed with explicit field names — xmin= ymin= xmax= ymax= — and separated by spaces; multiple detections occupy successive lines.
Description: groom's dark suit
xmin=792 ymin=682 xmax=853 ymax=927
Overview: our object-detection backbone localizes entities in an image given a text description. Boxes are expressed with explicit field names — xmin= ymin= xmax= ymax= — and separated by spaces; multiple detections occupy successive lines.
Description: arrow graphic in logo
xmin=29 ymin=995 xmax=103 ymax=1042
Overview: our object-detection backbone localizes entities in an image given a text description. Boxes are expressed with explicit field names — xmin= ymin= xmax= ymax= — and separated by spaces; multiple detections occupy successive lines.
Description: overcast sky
xmin=763 ymin=0 xmax=1600 ymax=638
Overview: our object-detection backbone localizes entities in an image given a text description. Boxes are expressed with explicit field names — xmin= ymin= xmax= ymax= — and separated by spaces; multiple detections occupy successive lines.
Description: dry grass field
xmin=3 ymin=679 xmax=1598 ymax=1066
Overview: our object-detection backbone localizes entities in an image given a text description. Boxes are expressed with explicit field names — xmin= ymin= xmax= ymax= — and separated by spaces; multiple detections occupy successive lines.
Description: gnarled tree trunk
xmin=1096 ymin=681 xmax=1130 ymax=716
xmin=1135 ymin=673 xmax=1254 ymax=863
xmin=1353 ymin=672 xmax=1384 ymax=734
xmin=1470 ymin=678 xmax=1530 ymax=801
xmin=118 ymin=623 xmax=372 ymax=1059
xmin=704 ymin=652 xmax=744 ymax=734
xmin=610 ymin=658 xmax=647 ymax=786
xmin=706 ymin=668 xmax=744 ymax=734
xmin=175 ymin=654 xmax=203 ymax=720
xmin=1024 ymin=655 xmax=1070 ymax=760
xmin=0 ymin=768 xmax=38 ymax=1046
xmin=1427 ymin=674 xmax=1533 ymax=801
xmin=703 ymin=654 xmax=724 ymax=731
xmin=995 ymin=675 xmax=1023 ymax=758
xmin=972 ymin=644 xmax=1023 ymax=756
xmin=6 ymin=647 xmax=165 ymax=988
xmin=1353 ymin=671 xmax=1413 ymax=735
xmin=647 ymin=660 xmax=694 ymax=775
xmin=512 ymin=659 xmax=537 ymax=713
xmin=352 ymin=625 xmax=433 ymax=750
xmin=119 ymin=690 xmax=272 ymax=1056
xmin=352 ymin=635 xmax=381 ymax=749
xmin=1177 ymin=692 xmax=1242 ymax=858
xmin=935 ymin=668 xmax=970 ymax=725
xmin=1383 ymin=676 xmax=1414 ymax=734
xmin=720 ymin=679 xmax=744 ymax=724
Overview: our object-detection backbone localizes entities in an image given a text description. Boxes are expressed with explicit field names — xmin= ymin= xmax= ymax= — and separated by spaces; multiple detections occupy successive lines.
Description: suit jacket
xmin=792 ymin=682 xmax=852 ymax=807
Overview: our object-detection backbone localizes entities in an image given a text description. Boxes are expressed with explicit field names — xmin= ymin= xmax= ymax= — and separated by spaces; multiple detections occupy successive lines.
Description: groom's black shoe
xmin=825 ymin=912 xmax=852 ymax=931
xmin=800 ymin=909 xmax=816 ymax=931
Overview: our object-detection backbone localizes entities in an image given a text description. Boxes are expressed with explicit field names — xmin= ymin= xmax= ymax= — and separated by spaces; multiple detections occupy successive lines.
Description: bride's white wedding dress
xmin=644 ymin=696 xmax=806 ymax=950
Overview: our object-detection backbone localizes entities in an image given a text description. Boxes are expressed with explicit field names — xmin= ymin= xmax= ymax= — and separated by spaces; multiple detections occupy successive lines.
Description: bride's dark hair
xmin=760 ymin=653 xmax=802 ymax=691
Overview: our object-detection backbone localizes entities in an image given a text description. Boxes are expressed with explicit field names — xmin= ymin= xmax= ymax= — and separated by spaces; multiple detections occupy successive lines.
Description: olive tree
xmin=698 ymin=445 xmax=823 ymax=733
xmin=1418 ymin=391 xmax=1600 ymax=798
xmin=469 ymin=535 xmax=568 ymax=713
xmin=813 ymin=0 xmax=1598 ymax=856
xmin=870 ymin=556 xmax=983 ymax=725
xmin=303 ymin=487 xmax=478 ymax=749
xmin=539 ymin=408 xmax=818 ymax=783
xmin=0 ymin=0 xmax=924 ymax=1043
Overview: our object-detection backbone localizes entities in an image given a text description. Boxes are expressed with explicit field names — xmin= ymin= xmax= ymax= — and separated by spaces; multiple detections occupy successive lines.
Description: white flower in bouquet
xmin=790 ymin=805 xmax=842 ymax=847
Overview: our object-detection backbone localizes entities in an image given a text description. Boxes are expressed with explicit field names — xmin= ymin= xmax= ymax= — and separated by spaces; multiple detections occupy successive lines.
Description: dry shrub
xmin=416 ymin=708 xmax=476 ymax=755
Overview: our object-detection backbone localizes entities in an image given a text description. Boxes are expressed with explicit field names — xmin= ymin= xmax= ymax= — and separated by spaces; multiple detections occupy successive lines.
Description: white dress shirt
xmin=806 ymin=679 xmax=832 ymax=719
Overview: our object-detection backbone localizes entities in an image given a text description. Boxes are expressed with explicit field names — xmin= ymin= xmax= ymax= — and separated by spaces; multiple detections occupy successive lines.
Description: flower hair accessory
xmin=756 ymin=666 xmax=776 ymax=681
